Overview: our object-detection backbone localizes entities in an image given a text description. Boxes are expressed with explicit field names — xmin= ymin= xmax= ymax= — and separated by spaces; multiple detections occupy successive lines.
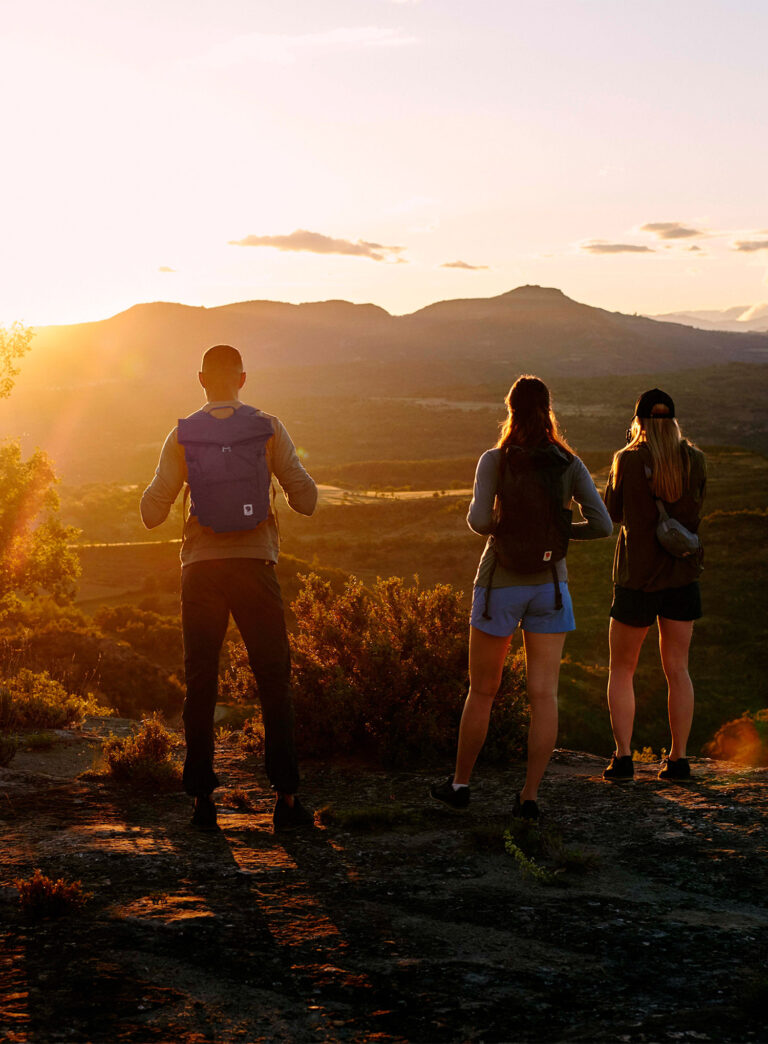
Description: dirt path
xmin=1 ymin=735 xmax=766 ymax=1043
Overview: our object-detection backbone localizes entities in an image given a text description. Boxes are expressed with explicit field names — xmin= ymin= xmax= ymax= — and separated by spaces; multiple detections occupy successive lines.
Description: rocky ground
xmin=1 ymin=723 xmax=767 ymax=1043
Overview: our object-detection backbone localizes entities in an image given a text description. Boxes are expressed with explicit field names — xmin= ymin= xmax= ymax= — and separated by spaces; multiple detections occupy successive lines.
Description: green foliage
xmin=0 ymin=440 xmax=80 ymax=614
xmin=102 ymin=714 xmax=182 ymax=788
xmin=502 ymin=819 xmax=595 ymax=885
xmin=0 ymin=669 xmax=107 ymax=730
xmin=15 ymin=868 xmax=91 ymax=918
xmin=0 ymin=322 xmax=32 ymax=400
xmin=504 ymin=831 xmax=561 ymax=886
xmin=227 ymin=574 xmax=527 ymax=766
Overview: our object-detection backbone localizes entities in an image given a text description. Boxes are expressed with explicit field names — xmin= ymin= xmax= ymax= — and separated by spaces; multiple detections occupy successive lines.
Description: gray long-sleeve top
xmin=141 ymin=400 xmax=317 ymax=567
xmin=468 ymin=447 xmax=613 ymax=587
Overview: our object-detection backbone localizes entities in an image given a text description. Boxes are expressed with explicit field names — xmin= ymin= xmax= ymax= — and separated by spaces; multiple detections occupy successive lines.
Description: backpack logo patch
xmin=243 ymin=504 xmax=253 ymax=516
xmin=543 ymin=550 xmax=552 ymax=561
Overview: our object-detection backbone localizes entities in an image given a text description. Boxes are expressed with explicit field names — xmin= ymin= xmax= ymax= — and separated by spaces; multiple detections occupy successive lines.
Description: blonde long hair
xmin=616 ymin=416 xmax=692 ymax=502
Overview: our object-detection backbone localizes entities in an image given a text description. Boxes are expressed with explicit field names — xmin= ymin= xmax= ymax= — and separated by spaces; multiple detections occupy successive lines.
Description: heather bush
xmin=226 ymin=574 xmax=528 ymax=766
xmin=102 ymin=714 xmax=182 ymax=787
xmin=0 ymin=669 xmax=108 ymax=730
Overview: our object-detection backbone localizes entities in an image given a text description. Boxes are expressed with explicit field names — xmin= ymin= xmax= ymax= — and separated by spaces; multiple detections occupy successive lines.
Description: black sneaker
xmin=273 ymin=795 xmax=314 ymax=832
xmin=658 ymin=757 xmax=691 ymax=782
xmin=603 ymin=754 xmax=634 ymax=782
xmin=430 ymin=776 xmax=470 ymax=810
xmin=512 ymin=792 xmax=539 ymax=822
xmin=191 ymin=794 xmax=218 ymax=830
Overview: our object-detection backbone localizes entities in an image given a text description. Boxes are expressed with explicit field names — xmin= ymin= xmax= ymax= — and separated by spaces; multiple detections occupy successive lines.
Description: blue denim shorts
xmin=471 ymin=582 xmax=576 ymax=637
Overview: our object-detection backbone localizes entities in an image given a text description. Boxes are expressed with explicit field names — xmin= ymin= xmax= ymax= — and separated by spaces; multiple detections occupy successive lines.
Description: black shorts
xmin=610 ymin=582 xmax=702 ymax=628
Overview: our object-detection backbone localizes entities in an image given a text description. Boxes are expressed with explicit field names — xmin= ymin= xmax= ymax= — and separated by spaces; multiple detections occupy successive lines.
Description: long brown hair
xmin=496 ymin=375 xmax=572 ymax=453
xmin=616 ymin=414 xmax=692 ymax=502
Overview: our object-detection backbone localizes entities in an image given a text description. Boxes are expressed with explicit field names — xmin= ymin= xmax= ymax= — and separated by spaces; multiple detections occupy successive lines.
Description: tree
xmin=0 ymin=322 xmax=79 ymax=614
xmin=0 ymin=322 xmax=33 ymax=400
xmin=0 ymin=441 xmax=80 ymax=613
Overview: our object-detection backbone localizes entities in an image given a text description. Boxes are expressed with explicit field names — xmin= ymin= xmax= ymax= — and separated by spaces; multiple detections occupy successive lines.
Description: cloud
xmin=198 ymin=27 xmax=416 ymax=67
xmin=732 ymin=239 xmax=768 ymax=252
xmin=158 ymin=265 xmax=176 ymax=273
xmin=641 ymin=222 xmax=703 ymax=240
xmin=229 ymin=229 xmax=406 ymax=262
xmin=440 ymin=260 xmax=489 ymax=270
xmin=582 ymin=241 xmax=655 ymax=254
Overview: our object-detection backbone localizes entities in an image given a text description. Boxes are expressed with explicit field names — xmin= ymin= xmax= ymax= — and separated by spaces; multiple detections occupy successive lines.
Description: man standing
xmin=141 ymin=344 xmax=318 ymax=831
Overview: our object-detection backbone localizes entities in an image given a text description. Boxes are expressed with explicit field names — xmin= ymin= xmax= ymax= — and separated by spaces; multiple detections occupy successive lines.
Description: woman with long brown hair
xmin=431 ymin=375 xmax=612 ymax=820
xmin=602 ymin=389 xmax=706 ymax=783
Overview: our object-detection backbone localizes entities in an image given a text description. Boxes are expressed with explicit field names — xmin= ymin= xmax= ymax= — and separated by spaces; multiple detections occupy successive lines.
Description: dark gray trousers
xmin=181 ymin=558 xmax=299 ymax=797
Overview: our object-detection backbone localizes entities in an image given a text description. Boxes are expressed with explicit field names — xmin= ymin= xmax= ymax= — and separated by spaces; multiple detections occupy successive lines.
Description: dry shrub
xmin=102 ymin=714 xmax=182 ymax=788
xmin=226 ymin=574 xmax=528 ymax=766
xmin=236 ymin=715 xmax=265 ymax=756
xmin=0 ymin=669 xmax=108 ymax=730
xmin=704 ymin=709 xmax=768 ymax=766
xmin=16 ymin=868 xmax=91 ymax=918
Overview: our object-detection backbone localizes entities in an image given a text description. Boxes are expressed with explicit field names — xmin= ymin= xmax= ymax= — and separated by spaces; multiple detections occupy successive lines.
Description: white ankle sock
xmin=452 ymin=783 xmax=468 ymax=791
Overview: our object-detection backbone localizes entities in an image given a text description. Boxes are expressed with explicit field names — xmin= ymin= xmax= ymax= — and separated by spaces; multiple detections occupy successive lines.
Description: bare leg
xmin=454 ymin=627 xmax=512 ymax=785
xmin=607 ymin=619 xmax=649 ymax=757
xmin=520 ymin=631 xmax=566 ymax=802
xmin=658 ymin=617 xmax=695 ymax=759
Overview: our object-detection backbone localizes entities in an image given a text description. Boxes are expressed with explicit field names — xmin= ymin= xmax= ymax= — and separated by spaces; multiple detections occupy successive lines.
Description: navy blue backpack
xmin=177 ymin=406 xmax=274 ymax=533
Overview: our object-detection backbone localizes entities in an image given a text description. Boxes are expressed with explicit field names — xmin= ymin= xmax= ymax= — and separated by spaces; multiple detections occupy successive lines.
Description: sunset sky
xmin=2 ymin=0 xmax=767 ymax=327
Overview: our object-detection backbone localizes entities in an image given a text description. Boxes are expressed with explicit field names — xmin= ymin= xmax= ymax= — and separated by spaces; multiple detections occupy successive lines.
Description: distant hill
xmin=16 ymin=286 xmax=768 ymax=387
xmin=647 ymin=302 xmax=768 ymax=333
xmin=2 ymin=286 xmax=767 ymax=482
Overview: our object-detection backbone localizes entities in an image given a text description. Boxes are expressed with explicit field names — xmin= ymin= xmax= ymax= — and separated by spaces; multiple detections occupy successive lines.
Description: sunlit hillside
xmin=1 ymin=287 xmax=768 ymax=484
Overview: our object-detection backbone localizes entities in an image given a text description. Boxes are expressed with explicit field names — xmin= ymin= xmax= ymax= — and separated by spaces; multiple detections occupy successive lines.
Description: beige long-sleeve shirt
xmin=140 ymin=400 xmax=318 ymax=567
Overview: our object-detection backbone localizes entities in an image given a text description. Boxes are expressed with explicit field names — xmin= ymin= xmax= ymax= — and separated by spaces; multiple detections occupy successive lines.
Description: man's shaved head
xmin=201 ymin=344 xmax=243 ymax=374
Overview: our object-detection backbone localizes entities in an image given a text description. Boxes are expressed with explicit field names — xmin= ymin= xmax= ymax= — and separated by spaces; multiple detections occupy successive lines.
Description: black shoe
xmin=191 ymin=794 xmax=218 ymax=830
xmin=273 ymin=795 xmax=314 ymax=832
xmin=512 ymin=792 xmax=539 ymax=822
xmin=658 ymin=757 xmax=691 ymax=782
xmin=430 ymin=776 xmax=470 ymax=810
xmin=603 ymin=754 xmax=634 ymax=782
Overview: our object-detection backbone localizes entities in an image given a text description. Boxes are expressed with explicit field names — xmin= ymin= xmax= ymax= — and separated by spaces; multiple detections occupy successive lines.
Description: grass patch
xmin=23 ymin=730 xmax=58 ymax=751
xmin=317 ymin=803 xmax=427 ymax=832
xmin=16 ymin=869 xmax=92 ymax=918
xmin=0 ymin=734 xmax=18 ymax=767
